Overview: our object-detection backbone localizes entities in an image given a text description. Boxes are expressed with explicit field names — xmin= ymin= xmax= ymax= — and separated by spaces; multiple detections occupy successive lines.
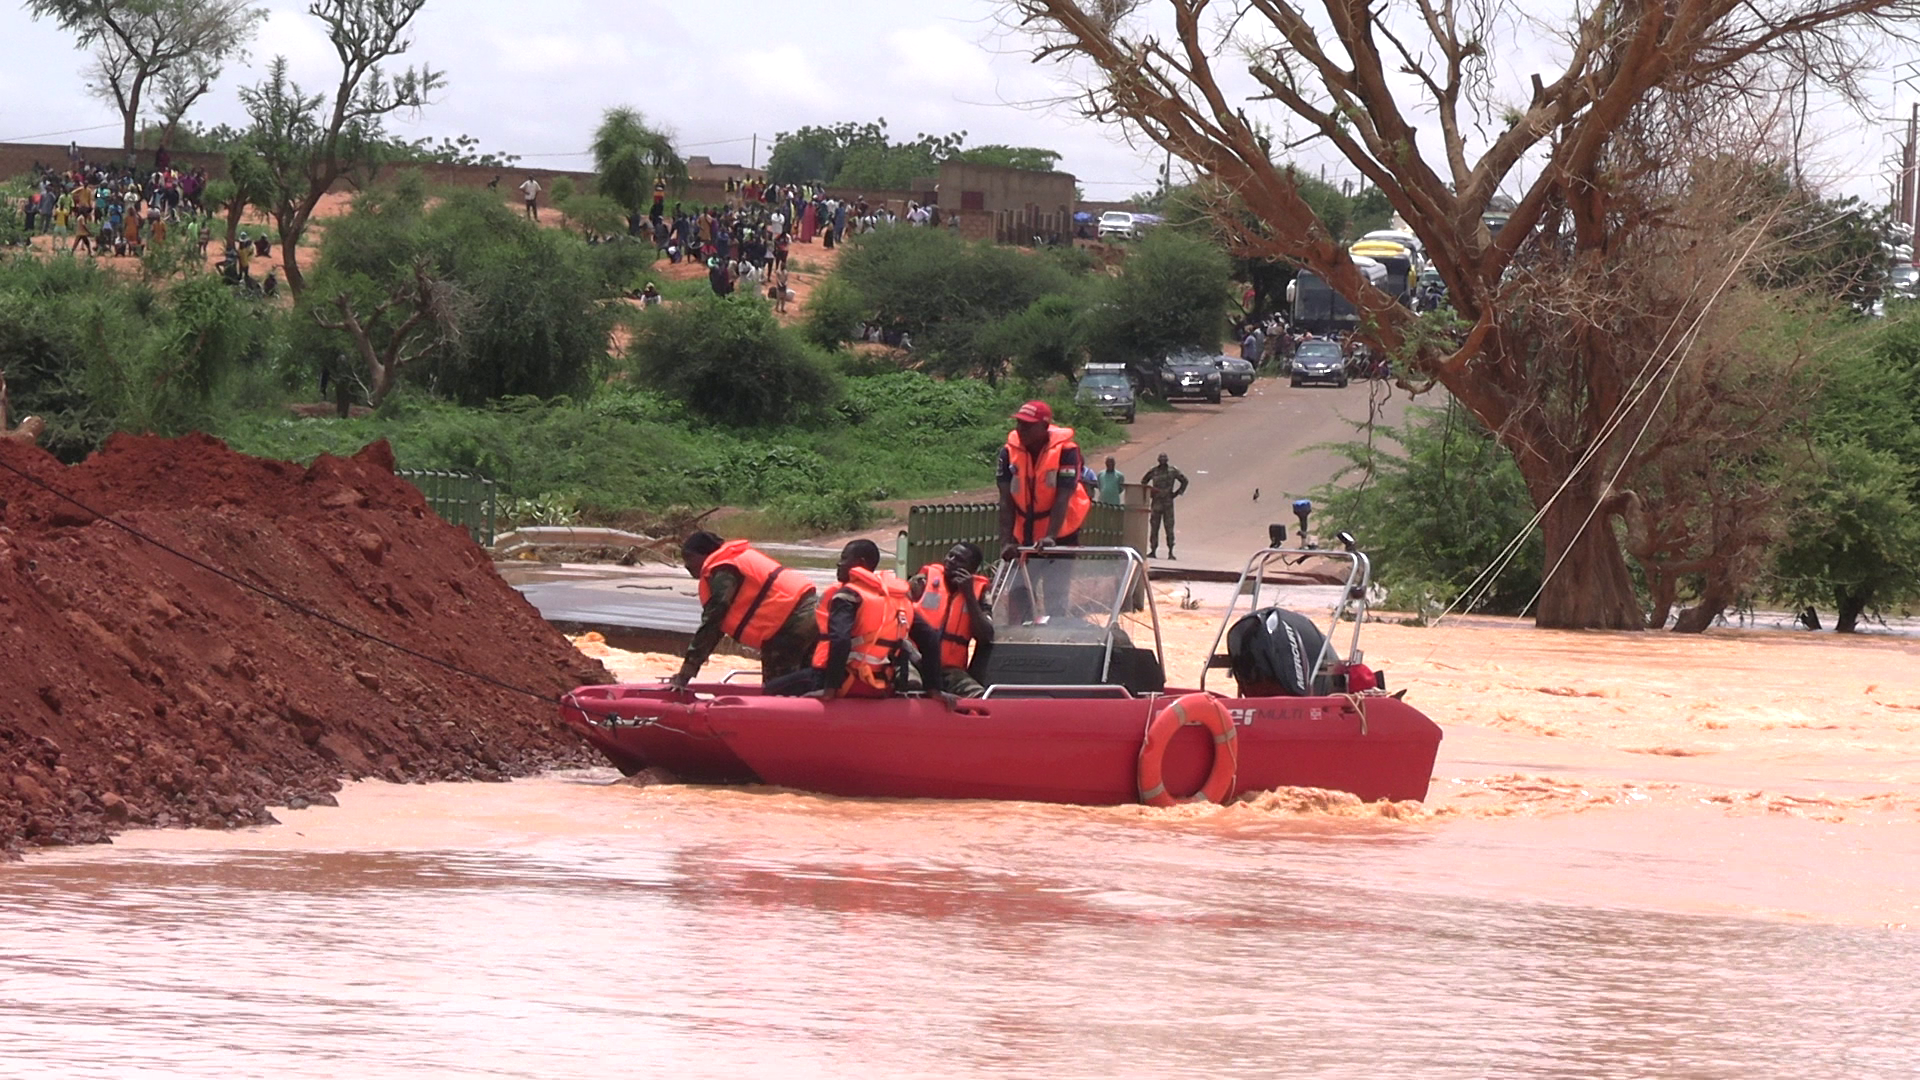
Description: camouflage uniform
xmin=1141 ymin=461 xmax=1189 ymax=556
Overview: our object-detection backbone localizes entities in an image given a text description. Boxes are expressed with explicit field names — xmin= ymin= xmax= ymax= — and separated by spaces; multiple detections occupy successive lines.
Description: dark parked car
xmin=1290 ymin=339 xmax=1348 ymax=388
xmin=1158 ymin=352 xmax=1223 ymax=403
xmin=1075 ymin=364 xmax=1137 ymax=423
xmin=1216 ymin=354 xmax=1255 ymax=397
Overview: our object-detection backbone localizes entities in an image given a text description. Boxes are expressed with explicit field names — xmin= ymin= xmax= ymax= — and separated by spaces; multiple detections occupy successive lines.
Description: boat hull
xmin=560 ymin=684 xmax=1441 ymax=805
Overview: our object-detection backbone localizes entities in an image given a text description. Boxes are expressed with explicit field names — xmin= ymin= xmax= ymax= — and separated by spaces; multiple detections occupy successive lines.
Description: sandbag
xmin=1226 ymin=606 xmax=1327 ymax=697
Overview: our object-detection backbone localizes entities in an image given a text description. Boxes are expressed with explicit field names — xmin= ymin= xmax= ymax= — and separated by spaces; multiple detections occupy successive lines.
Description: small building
xmin=936 ymin=161 xmax=1076 ymax=246
xmin=685 ymin=155 xmax=765 ymax=186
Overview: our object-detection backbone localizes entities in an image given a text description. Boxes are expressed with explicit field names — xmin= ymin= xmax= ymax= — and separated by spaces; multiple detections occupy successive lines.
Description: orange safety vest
xmin=811 ymin=566 xmax=911 ymax=692
xmin=1005 ymin=424 xmax=1091 ymax=544
xmin=698 ymin=539 xmax=815 ymax=649
xmin=916 ymin=562 xmax=988 ymax=669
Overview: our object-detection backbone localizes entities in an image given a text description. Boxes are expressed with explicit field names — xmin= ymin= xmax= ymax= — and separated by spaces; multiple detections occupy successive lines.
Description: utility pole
xmin=751 ymin=133 xmax=758 ymax=171
xmin=1896 ymin=104 xmax=1912 ymax=240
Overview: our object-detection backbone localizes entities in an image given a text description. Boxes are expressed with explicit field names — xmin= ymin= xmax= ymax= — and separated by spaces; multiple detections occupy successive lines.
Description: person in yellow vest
xmin=671 ymin=531 xmax=819 ymax=688
xmin=909 ymin=542 xmax=994 ymax=697
xmin=803 ymin=540 xmax=920 ymax=700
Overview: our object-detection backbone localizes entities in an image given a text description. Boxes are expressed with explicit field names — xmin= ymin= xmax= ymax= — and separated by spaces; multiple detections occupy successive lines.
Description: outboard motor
xmin=1226 ymin=606 xmax=1327 ymax=697
xmin=1293 ymin=499 xmax=1315 ymax=548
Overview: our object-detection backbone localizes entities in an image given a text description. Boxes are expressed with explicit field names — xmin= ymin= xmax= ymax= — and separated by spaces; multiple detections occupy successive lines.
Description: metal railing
xmin=902 ymin=500 xmax=1125 ymax=575
xmin=398 ymin=468 xmax=498 ymax=547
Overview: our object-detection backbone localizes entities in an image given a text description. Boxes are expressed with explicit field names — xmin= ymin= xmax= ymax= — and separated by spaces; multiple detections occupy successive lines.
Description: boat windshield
xmin=988 ymin=547 xmax=1159 ymax=653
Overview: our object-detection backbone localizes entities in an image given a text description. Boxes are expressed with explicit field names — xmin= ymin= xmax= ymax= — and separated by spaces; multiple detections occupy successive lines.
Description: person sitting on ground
xmin=639 ymin=282 xmax=661 ymax=306
xmin=801 ymin=540 xmax=921 ymax=701
xmin=261 ymin=268 xmax=278 ymax=298
xmin=909 ymin=542 xmax=995 ymax=698
xmin=672 ymin=531 xmax=819 ymax=690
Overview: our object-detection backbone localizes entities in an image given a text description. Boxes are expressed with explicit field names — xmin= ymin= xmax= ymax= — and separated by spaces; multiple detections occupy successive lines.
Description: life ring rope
xmin=1136 ymin=693 xmax=1239 ymax=807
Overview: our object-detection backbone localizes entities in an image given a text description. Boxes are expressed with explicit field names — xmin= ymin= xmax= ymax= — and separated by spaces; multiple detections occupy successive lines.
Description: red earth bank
xmin=0 ymin=433 xmax=604 ymax=852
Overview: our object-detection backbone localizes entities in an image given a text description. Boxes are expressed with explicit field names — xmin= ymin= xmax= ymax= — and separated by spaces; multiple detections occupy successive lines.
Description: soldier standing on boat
xmin=672 ymin=531 xmax=819 ymax=689
xmin=1141 ymin=453 xmax=1189 ymax=560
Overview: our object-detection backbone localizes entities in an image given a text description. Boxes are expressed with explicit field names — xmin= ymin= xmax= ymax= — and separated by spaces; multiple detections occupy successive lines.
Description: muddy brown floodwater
xmin=5 ymin=609 xmax=1920 ymax=1077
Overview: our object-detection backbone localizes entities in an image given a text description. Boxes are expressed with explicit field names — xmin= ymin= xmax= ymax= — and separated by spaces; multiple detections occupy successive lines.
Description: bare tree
xmin=27 ymin=0 xmax=266 ymax=161
xmin=1007 ymin=0 xmax=1916 ymax=628
xmin=309 ymin=259 xmax=466 ymax=407
xmin=239 ymin=0 xmax=443 ymax=297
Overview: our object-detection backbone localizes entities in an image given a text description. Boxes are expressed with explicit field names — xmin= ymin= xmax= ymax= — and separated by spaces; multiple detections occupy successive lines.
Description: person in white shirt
xmin=518 ymin=177 xmax=541 ymax=221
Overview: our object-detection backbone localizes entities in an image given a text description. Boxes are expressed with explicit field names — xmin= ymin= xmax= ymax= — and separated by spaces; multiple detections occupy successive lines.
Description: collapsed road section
xmin=0 ymin=433 xmax=606 ymax=853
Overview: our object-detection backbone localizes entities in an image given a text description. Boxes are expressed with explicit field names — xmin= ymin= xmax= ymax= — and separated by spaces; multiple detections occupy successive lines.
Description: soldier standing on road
xmin=1141 ymin=453 xmax=1189 ymax=560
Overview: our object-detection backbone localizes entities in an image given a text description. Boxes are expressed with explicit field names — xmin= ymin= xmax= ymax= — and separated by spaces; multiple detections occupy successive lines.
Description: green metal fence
xmin=398 ymin=469 xmax=498 ymax=547
xmin=902 ymin=500 xmax=1125 ymax=575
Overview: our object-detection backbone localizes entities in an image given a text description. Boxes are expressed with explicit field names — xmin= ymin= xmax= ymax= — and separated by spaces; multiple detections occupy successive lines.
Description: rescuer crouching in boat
xmin=785 ymin=540 xmax=939 ymax=700
xmin=671 ymin=531 xmax=820 ymax=690
xmin=908 ymin=542 xmax=995 ymax=698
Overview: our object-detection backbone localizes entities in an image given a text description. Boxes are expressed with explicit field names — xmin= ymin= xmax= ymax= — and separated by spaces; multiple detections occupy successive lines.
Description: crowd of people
xmin=13 ymin=143 xmax=211 ymax=257
xmin=559 ymin=174 xmax=950 ymax=304
xmin=12 ymin=143 xmax=283 ymax=295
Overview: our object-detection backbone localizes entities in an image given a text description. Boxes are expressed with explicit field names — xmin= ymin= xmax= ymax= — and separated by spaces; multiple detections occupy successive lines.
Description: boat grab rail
xmin=981 ymin=684 xmax=1135 ymax=699
xmin=719 ymin=670 xmax=761 ymax=684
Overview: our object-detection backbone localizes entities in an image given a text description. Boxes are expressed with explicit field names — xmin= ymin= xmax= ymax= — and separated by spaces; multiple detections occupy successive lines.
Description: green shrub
xmin=1085 ymin=228 xmax=1232 ymax=376
xmin=834 ymin=227 xmax=1076 ymax=376
xmin=769 ymin=489 xmax=877 ymax=533
xmin=627 ymin=293 xmax=839 ymax=426
xmin=800 ymin=274 xmax=869 ymax=350
xmin=1315 ymin=401 xmax=1541 ymax=614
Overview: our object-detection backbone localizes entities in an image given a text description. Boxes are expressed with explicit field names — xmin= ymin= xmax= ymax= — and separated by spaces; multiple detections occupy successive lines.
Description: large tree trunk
xmin=1672 ymin=578 xmax=1733 ymax=633
xmin=280 ymin=227 xmax=305 ymax=298
xmin=1531 ymin=482 xmax=1644 ymax=630
xmin=1834 ymin=588 xmax=1868 ymax=634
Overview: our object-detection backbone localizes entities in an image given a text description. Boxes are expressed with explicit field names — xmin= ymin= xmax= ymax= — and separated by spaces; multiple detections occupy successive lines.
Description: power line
xmin=0 ymin=121 xmax=120 ymax=143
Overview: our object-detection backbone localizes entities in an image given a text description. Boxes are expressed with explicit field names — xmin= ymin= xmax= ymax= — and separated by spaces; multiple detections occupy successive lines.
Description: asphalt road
xmin=1108 ymin=372 xmax=1411 ymax=572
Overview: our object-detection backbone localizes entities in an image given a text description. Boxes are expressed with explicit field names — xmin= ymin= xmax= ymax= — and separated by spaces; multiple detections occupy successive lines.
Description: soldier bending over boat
xmin=672 ymin=531 xmax=818 ymax=689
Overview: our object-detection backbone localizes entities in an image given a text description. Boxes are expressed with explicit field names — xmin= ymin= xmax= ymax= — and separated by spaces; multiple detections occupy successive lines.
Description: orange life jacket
xmin=917 ymin=562 xmax=988 ymax=669
xmin=1005 ymin=424 xmax=1091 ymax=544
xmin=811 ymin=566 xmax=911 ymax=692
xmin=698 ymin=539 xmax=815 ymax=649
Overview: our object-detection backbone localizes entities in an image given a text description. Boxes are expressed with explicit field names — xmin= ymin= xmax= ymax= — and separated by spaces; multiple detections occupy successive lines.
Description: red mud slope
xmin=0 ymin=434 xmax=605 ymax=852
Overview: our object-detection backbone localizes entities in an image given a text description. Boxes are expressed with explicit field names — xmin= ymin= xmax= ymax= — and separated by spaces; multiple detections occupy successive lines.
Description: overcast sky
xmin=1 ymin=1 xmax=1910 ymax=206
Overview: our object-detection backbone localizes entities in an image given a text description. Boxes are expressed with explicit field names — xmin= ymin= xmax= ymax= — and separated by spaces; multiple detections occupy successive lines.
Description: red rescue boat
xmin=560 ymin=545 xmax=1442 ymax=805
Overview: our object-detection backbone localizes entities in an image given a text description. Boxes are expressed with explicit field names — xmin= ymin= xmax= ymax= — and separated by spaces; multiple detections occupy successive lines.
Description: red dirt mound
xmin=0 ymin=433 xmax=606 ymax=853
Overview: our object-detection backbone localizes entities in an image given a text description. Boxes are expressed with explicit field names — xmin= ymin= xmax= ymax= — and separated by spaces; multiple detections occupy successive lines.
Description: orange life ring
xmin=1136 ymin=693 xmax=1238 ymax=807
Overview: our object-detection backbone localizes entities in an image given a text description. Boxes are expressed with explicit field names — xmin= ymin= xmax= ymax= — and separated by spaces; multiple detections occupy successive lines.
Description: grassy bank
xmin=215 ymin=370 xmax=1120 ymax=535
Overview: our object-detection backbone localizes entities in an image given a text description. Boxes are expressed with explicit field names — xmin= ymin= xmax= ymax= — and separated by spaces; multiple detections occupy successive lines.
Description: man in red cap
xmin=997 ymin=400 xmax=1091 ymax=558
xmin=997 ymin=400 xmax=1092 ymax=621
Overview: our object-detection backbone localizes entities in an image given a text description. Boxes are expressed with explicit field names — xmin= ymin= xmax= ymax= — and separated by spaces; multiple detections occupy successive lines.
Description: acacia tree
xmin=309 ymin=258 xmax=464 ymax=406
xmin=238 ymin=0 xmax=442 ymax=298
xmin=27 ymin=0 xmax=266 ymax=161
xmin=590 ymin=107 xmax=687 ymax=222
xmin=1008 ymin=0 xmax=1916 ymax=629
